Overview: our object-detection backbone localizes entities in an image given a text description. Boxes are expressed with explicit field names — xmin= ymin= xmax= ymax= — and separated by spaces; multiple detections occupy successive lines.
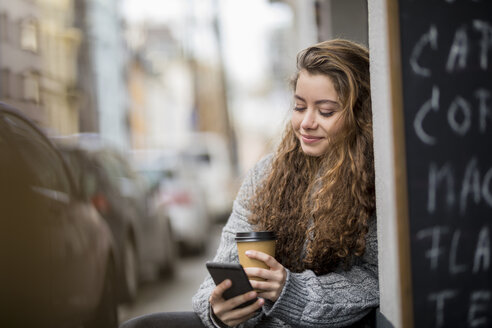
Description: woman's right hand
xmin=209 ymin=279 xmax=264 ymax=327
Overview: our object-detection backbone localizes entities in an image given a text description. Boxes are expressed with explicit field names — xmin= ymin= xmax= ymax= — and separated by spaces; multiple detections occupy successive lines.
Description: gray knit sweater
xmin=192 ymin=154 xmax=379 ymax=328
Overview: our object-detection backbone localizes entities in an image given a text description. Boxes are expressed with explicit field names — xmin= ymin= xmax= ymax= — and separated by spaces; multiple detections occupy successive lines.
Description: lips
xmin=301 ymin=134 xmax=323 ymax=144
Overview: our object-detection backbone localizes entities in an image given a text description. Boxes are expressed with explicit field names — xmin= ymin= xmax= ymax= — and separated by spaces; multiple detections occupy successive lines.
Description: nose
xmin=300 ymin=109 xmax=317 ymax=130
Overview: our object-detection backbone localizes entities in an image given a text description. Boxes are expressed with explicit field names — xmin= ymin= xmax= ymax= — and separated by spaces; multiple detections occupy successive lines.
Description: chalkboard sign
xmin=395 ymin=0 xmax=492 ymax=327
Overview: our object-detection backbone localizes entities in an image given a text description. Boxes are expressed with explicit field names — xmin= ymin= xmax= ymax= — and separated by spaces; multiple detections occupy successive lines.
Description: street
xmin=118 ymin=223 xmax=223 ymax=324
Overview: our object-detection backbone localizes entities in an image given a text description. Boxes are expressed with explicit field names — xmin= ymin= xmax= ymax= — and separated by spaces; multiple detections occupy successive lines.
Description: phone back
xmin=206 ymin=262 xmax=255 ymax=307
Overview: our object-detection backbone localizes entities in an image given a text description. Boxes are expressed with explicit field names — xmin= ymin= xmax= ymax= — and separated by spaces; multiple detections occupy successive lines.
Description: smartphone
xmin=206 ymin=262 xmax=256 ymax=308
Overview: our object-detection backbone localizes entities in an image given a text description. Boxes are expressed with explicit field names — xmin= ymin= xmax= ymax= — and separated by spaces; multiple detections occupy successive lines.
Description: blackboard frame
xmin=386 ymin=0 xmax=413 ymax=327
xmin=385 ymin=0 xmax=492 ymax=326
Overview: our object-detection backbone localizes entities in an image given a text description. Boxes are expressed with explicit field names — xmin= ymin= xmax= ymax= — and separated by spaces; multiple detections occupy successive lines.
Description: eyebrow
xmin=294 ymin=95 xmax=339 ymax=106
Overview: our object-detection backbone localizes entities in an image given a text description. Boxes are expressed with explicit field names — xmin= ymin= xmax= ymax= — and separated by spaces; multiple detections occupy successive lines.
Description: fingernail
xmin=225 ymin=279 xmax=231 ymax=287
xmin=258 ymin=298 xmax=264 ymax=305
xmin=245 ymin=250 xmax=253 ymax=256
xmin=249 ymin=291 xmax=257 ymax=298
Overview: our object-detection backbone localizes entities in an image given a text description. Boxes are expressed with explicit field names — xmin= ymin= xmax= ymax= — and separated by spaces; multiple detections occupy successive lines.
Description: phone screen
xmin=206 ymin=262 xmax=256 ymax=308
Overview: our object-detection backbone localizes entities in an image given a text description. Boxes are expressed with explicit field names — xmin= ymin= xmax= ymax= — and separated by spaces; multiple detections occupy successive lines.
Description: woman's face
xmin=291 ymin=70 xmax=344 ymax=157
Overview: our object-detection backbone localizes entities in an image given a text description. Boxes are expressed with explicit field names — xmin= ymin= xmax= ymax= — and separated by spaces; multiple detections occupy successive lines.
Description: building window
xmin=2 ymin=71 xmax=23 ymax=100
xmin=23 ymin=72 xmax=40 ymax=103
xmin=0 ymin=12 xmax=9 ymax=42
xmin=0 ymin=69 xmax=11 ymax=98
xmin=20 ymin=18 xmax=38 ymax=52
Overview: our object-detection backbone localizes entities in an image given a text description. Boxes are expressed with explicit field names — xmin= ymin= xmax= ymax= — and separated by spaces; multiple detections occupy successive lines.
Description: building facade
xmin=0 ymin=0 xmax=82 ymax=136
xmin=0 ymin=0 xmax=43 ymax=123
xmin=38 ymin=0 xmax=81 ymax=136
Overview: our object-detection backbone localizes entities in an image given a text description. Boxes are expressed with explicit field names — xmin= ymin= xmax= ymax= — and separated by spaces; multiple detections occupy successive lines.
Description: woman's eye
xmin=294 ymin=106 xmax=306 ymax=112
xmin=320 ymin=111 xmax=335 ymax=117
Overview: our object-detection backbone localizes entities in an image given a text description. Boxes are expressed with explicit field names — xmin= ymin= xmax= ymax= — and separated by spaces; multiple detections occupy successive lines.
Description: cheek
xmin=326 ymin=117 xmax=345 ymax=135
xmin=291 ymin=114 xmax=300 ymax=130
xmin=335 ymin=118 xmax=346 ymax=133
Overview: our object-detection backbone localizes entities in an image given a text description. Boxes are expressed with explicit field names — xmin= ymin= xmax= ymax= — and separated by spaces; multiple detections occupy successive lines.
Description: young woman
xmin=120 ymin=39 xmax=378 ymax=328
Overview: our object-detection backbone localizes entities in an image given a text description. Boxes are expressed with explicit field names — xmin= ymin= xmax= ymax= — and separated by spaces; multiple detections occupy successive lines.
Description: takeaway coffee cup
xmin=236 ymin=231 xmax=276 ymax=280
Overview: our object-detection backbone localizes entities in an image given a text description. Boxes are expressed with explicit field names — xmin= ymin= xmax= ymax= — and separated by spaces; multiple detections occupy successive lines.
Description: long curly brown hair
xmin=249 ymin=39 xmax=375 ymax=275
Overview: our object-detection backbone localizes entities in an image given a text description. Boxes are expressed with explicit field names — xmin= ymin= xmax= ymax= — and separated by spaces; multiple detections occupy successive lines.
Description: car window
xmin=95 ymin=152 xmax=123 ymax=189
xmin=0 ymin=133 xmax=16 ymax=194
xmin=106 ymin=152 xmax=142 ymax=194
xmin=62 ymin=150 xmax=97 ymax=200
xmin=0 ymin=121 xmax=39 ymax=221
xmin=3 ymin=113 xmax=71 ymax=196
xmin=82 ymin=161 xmax=99 ymax=198
xmin=117 ymin=155 xmax=138 ymax=179
xmin=0 ymin=134 xmax=8 ymax=174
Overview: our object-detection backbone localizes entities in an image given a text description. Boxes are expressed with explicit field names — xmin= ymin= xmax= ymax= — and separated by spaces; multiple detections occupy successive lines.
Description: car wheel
xmin=85 ymin=260 xmax=118 ymax=328
xmin=122 ymin=235 xmax=139 ymax=302
xmin=159 ymin=222 xmax=176 ymax=278
xmin=181 ymin=238 xmax=206 ymax=257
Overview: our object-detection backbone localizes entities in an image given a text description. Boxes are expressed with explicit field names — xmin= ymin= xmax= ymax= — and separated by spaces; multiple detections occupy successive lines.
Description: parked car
xmin=57 ymin=139 xmax=176 ymax=303
xmin=0 ymin=103 xmax=118 ymax=328
xmin=185 ymin=133 xmax=236 ymax=222
xmin=132 ymin=149 xmax=210 ymax=254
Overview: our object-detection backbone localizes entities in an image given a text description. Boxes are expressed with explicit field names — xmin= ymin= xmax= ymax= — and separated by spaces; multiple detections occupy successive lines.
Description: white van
xmin=185 ymin=132 xmax=236 ymax=222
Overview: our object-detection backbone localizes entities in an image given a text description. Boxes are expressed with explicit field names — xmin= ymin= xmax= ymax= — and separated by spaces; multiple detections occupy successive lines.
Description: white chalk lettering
xmin=415 ymin=86 xmax=440 ymax=145
xmin=473 ymin=226 xmax=490 ymax=273
xmin=449 ymin=229 xmax=468 ymax=274
xmin=468 ymin=291 xmax=491 ymax=327
xmin=482 ymin=167 xmax=492 ymax=206
xmin=476 ymin=89 xmax=491 ymax=133
xmin=428 ymin=160 xmax=492 ymax=213
xmin=417 ymin=226 xmax=449 ymax=270
xmin=447 ymin=96 xmax=472 ymax=136
xmin=446 ymin=26 xmax=469 ymax=72
xmin=460 ymin=158 xmax=481 ymax=214
xmin=428 ymin=290 xmax=458 ymax=328
xmin=428 ymin=162 xmax=455 ymax=213
xmin=414 ymin=86 xmax=491 ymax=143
xmin=473 ymin=20 xmax=492 ymax=70
xmin=411 ymin=25 xmax=438 ymax=77
xmin=417 ymin=225 xmax=492 ymax=276
xmin=410 ymin=20 xmax=492 ymax=75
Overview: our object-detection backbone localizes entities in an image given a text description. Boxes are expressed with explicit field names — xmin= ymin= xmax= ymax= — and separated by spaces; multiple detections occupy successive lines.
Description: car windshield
xmin=2 ymin=113 xmax=71 ymax=197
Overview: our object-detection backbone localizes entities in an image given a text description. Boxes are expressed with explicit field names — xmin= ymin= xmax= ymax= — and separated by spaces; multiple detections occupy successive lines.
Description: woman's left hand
xmin=243 ymin=250 xmax=287 ymax=302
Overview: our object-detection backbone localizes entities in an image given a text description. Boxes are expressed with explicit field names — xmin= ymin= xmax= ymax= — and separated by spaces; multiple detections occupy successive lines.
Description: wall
xmin=368 ymin=0 xmax=402 ymax=326
xmin=87 ymin=0 xmax=129 ymax=149
xmin=317 ymin=0 xmax=368 ymax=46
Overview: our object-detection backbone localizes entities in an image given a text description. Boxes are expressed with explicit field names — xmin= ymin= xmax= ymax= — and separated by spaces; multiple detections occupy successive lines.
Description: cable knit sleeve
xmin=192 ymin=155 xmax=273 ymax=328
xmin=261 ymin=216 xmax=379 ymax=327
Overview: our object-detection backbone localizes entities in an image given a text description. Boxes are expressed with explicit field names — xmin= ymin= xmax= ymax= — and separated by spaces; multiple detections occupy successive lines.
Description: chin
xmin=300 ymin=147 xmax=323 ymax=157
